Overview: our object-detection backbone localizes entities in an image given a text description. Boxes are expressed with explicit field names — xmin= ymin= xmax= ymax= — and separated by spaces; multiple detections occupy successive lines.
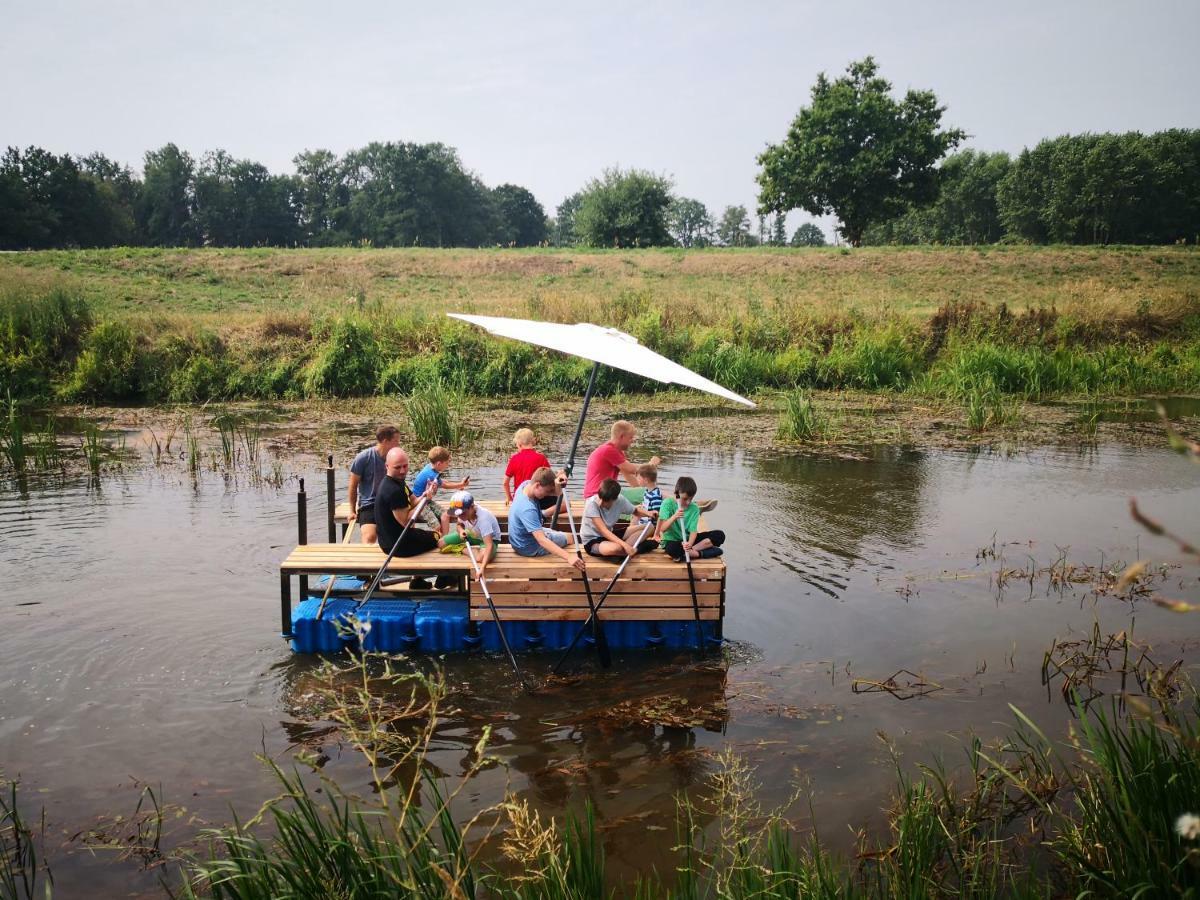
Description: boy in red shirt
xmin=503 ymin=428 xmax=551 ymax=503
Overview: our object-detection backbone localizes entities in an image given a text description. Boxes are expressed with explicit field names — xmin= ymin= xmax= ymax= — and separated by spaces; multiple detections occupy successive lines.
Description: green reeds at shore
xmin=3 ymin=282 xmax=1199 ymax=409
xmin=406 ymin=379 xmax=474 ymax=449
xmin=0 ymin=778 xmax=48 ymax=900
xmin=155 ymin=653 xmax=1200 ymax=899
xmin=776 ymin=389 xmax=834 ymax=442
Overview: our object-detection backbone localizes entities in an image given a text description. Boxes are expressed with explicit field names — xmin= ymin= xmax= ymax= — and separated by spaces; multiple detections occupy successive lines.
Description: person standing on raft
xmin=583 ymin=420 xmax=661 ymax=500
xmin=347 ymin=425 xmax=400 ymax=545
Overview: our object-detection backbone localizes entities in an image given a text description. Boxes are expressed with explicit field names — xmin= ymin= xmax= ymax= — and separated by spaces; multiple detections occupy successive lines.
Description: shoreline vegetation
xmin=0 ymin=246 xmax=1197 ymax=417
xmin=7 ymin=653 xmax=1200 ymax=898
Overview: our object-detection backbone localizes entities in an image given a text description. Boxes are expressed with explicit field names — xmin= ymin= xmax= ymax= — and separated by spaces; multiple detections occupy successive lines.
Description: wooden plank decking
xmin=279 ymin=542 xmax=725 ymax=635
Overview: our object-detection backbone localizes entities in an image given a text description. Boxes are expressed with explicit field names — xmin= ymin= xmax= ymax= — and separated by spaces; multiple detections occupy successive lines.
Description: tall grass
xmin=167 ymin=643 xmax=1200 ymax=899
xmin=2 ymin=274 xmax=1199 ymax=405
xmin=406 ymin=379 xmax=473 ymax=448
xmin=0 ymin=778 xmax=49 ymax=900
xmin=0 ymin=396 xmax=27 ymax=473
xmin=776 ymin=389 xmax=832 ymax=442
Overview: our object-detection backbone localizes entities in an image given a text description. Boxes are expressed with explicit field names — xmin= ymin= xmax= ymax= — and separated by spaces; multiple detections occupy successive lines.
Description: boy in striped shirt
xmin=638 ymin=463 xmax=662 ymax=518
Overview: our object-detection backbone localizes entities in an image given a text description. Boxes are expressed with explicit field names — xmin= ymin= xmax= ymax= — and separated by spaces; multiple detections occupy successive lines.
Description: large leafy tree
xmin=791 ymin=222 xmax=826 ymax=247
xmin=668 ymin=197 xmax=713 ymax=248
xmin=757 ymin=57 xmax=965 ymax=246
xmin=344 ymin=141 xmax=497 ymax=247
xmin=492 ymin=184 xmax=547 ymax=246
xmin=865 ymin=149 xmax=1011 ymax=245
xmin=293 ymin=149 xmax=353 ymax=245
xmin=552 ymin=193 xmax=582 ymax=246
xmin=716 ymin=204 xmax=751 ymax=247
xmin=139 ymin=143 xmax=196 ymax=246
xmin=572 ymin=168 xmax=673 ymax=248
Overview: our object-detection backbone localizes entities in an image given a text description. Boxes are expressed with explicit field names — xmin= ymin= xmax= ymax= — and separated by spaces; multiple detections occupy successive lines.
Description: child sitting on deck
xmin=637 ymin=463 xmax=663 ymax=517
xmin=657 ymin=476 xmax=725 ymax=561
xmin=412 ymin=446 xmax=470 ymax=530
xmin=581 ymin=478 xmax=659 ymax=558
xmin=438 ymin=490 xmax=500 ymax=579
xmin=503 ymin=428 xmax=551 ymax=503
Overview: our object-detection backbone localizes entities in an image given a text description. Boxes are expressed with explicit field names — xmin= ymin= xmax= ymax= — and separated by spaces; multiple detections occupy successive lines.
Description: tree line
xmin=3 ymin=57 xmax=1197 ymax=250
xmin=864 ymin=132 xmax=1200 ymax=246
xmin=0 ymin=142 xmax=550 ymax=250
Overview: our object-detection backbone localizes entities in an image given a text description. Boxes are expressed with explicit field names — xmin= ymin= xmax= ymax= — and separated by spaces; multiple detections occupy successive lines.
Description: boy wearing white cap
xmin=438 ymin=490 xmax=501 ymax=579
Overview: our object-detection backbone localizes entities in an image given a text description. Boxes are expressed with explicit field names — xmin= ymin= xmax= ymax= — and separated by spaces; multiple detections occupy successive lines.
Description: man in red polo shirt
xmin=583 ymin=420 xmax=662 ymax=499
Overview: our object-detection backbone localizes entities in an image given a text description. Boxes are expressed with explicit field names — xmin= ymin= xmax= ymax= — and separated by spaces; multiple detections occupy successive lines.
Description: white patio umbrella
xmin=447 ymin=313 xmax=755 ymax=474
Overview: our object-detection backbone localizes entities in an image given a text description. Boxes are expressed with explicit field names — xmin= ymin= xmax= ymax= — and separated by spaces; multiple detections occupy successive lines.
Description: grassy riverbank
xmin=1 ymin=246 xmax=1199 ymax=408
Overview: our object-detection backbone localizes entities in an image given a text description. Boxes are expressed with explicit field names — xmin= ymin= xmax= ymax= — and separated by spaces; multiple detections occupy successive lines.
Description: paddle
xmin=315 ymin=519 xmax=358 ymax=620
xmin=551 ymin=517 xmax=655 ymax=673
xmin=679 ymin=520 xmax=706 ymax=654
xmin=560 ymin=489 xmax=611 ymax=668
xmin=459 ymin=524 xmax=531 ymax=692
xmin=353 ymin=493 xmax=431 ymax=612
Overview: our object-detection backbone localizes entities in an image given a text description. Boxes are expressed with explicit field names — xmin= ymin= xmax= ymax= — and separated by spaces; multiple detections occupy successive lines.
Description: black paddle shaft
xmin=680 ymin=524 xmax=706 ymax=654
xmin=551 ymin=519 xmax=654 ymax=673
xmin=354 ymin=494 xmax=430 ymax=612
xmin=560 ymin=490 xmax=611 ymax=668
xmin=462 ymin=530 xmax=531 ymax=692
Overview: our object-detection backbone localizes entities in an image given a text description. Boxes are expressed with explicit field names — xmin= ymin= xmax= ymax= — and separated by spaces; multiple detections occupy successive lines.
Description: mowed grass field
xmin=1 ymin=245 xmax=1199 ymax=408
xmin=3 ymin=244 xmax=1198 ymax=325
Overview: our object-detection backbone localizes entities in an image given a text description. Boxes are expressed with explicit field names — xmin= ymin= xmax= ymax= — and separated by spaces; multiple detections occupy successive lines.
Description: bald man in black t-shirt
xmin=375 ymin=448 xmax=439 ymax=557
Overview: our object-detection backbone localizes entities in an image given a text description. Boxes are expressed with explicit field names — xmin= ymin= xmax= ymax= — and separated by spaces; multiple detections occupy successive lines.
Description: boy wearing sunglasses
xmin=656 ymin=476 xmax=725 ymax=561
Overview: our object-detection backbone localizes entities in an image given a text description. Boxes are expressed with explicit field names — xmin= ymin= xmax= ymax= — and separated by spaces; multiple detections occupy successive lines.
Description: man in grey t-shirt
xmin=581 ymin=478 xmax=658 ymax=558
xmin=347 ymin=425 xmax=400 ymax=544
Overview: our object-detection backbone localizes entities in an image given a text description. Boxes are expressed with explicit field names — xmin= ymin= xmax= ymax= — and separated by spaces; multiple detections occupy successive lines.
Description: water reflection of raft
xmin=283 ymin=513 xmax=725 ymax=656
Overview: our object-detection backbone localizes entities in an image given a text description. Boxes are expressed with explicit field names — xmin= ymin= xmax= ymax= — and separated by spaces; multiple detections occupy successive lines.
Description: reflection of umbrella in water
xmin=447 ymin=314 xmax=755 ymax=474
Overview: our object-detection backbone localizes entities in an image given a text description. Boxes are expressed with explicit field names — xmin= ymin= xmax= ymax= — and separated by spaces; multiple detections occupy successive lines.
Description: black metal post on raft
xmin=297 ymin=477 xmax=308 ymax=599
xmin=325 ymin=454 xmax=336 ymax=543
xmin=280 ymin=571 xmax=293 ymax=638
xmin=552 ymin=360 xmax=600 ymax=531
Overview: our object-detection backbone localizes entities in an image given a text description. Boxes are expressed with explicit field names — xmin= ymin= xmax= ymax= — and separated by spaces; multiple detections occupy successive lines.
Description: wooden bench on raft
xmin=278 ymin=543 xmax=725 ymax=638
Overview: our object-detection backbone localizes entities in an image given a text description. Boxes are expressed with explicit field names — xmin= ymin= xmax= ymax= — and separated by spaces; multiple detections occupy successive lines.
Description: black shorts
xmin=356 ymin=503 xmax=375 ymax=526
xmin=584 ymin=537 xmax=606 ymax=556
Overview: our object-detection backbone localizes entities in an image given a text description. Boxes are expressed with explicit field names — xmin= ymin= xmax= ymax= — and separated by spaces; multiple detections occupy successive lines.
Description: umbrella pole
xmin=565 ymin=361 xmax=600 ymax=477
xmin=552 ymin=360 xmax=600 ymax=531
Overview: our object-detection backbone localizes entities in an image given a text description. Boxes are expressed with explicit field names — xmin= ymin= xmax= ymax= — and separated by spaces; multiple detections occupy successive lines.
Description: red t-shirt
xmin=505 ymin=447 xmax=551 ymax=487
xmin=584 ymin=441 xmax=626 ymax=498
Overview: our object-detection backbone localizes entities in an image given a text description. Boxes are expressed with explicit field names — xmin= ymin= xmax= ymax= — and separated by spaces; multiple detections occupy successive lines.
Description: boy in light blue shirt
xmin=509 ymin=467 xmax=585 ymax=571
xmin=412 ymin=445 xmax=469 ymax=530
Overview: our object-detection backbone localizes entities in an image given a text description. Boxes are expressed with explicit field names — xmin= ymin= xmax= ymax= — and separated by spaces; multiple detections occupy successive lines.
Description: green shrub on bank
xmin=0 ymin=285 xmax=91 ymax=399
xmin=305 ymin=318 xmax=379 ymax=397
xmin=5 ymin=283 xmax=1200 ymax=405
xmin=59 ymin=321 xmax=141 ymax=402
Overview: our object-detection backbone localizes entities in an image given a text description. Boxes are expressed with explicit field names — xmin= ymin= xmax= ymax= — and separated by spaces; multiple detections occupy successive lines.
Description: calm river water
xmin=1 ymin=428 xmax=1198 ymax=895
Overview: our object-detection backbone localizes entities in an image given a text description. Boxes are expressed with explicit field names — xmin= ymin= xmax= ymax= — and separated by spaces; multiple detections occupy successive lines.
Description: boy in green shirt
xmin=656 ymin=476 xmax=726 ymax=561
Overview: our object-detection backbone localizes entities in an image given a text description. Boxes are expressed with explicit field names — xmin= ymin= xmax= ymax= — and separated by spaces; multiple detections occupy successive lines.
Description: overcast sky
xmin=3 ymin=0 xmax=1198 ymax=234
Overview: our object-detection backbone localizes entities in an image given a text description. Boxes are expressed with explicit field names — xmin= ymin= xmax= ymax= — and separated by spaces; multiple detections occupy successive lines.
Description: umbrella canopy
xmin=447 ymin=313 xmax=755 ymax=407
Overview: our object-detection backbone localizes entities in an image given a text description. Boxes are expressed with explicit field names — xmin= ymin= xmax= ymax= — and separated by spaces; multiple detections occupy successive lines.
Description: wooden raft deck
xmin=279 ymin=543 xmax=725 ymax=637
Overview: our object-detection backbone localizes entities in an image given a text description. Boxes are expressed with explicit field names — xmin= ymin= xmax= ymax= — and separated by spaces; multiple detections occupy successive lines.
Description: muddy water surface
xmin=1 ymin=433 xmax=1199 ymax=895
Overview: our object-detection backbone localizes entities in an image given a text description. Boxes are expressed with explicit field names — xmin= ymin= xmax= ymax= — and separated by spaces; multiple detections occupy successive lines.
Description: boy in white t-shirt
xmin=439 ymin=491 xmax=501 ymax=579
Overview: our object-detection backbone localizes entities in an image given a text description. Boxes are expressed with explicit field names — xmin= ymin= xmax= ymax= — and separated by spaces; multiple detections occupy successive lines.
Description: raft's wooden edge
xmin=469 ymin=607 xmax=722 ymax=621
